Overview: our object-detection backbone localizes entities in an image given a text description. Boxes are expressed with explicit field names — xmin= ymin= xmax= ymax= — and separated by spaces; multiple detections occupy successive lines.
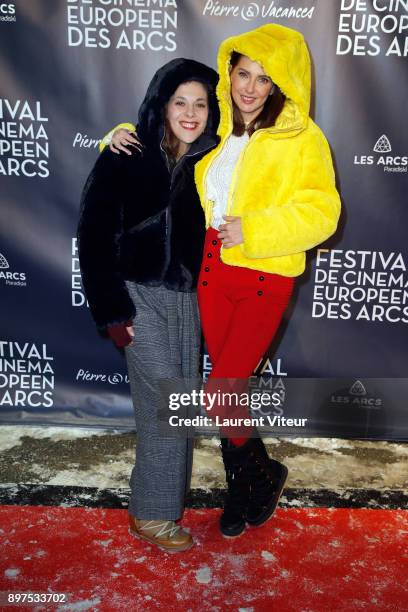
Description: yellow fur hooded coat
xmin=194 ymin=24 xmax=341 ymax=277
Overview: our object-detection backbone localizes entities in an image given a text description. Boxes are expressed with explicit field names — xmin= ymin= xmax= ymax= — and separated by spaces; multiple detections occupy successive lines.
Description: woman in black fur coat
xmin=78 ymin=59 xmax=219 ymax=552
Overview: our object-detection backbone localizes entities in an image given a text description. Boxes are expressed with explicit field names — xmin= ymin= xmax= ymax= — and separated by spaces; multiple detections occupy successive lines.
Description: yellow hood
xmin=216 ymin=24 xmax=311 ymax=136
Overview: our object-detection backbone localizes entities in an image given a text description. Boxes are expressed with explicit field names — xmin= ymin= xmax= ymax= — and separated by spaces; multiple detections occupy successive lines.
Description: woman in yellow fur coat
xmin=105 ymin=24 xmax=341 ymax=539
xmin=193 ymin=24 xmax=340 ymax=537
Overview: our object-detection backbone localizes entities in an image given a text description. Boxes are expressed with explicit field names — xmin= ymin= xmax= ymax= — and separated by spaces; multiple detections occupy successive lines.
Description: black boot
xmin=246 ymin=437 xmax=288 ymax=527
xmin=219 ymin=438 xmax=250 ymax=537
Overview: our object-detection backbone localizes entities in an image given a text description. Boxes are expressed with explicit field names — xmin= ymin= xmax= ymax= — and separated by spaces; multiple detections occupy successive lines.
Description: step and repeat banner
xmin=1 ymin=0 xmax=407 ymax=437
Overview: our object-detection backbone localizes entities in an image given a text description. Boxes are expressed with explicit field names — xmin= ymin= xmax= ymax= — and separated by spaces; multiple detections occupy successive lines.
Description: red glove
xmin=107 ymin=321 xmax=133 ymax=348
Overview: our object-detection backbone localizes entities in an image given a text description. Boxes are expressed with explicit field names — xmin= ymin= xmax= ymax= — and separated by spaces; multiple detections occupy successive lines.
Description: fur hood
xmin=137 ymin=58 xmax=220 ymax=149
xmin=216 ymin=24 xmax=310 ymax=138
xmin=195 ymin=25 xmax=341 ymax=278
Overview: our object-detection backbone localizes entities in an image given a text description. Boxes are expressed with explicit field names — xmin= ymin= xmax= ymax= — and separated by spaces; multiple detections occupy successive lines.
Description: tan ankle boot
xmin=129 ymin=515 xmax=193 ymax=552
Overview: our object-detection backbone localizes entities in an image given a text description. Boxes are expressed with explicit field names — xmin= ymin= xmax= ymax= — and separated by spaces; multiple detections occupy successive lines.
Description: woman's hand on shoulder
xmin=110 ymin=129 xmax=143 ymax=155
xmin=218 ymin=216 xmax=243 ymax=248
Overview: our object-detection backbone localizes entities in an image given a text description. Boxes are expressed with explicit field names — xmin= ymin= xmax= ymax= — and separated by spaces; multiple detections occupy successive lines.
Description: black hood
xmin=137 ymin=58 xmax=219 ymax=149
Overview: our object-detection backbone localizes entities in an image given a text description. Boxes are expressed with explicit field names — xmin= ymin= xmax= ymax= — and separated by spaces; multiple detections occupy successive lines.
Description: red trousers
xmin=197 ymin=227 xmax=294 ymax=439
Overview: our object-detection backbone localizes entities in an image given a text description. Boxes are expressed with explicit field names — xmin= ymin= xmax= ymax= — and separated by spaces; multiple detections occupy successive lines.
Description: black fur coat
xmin=78 ymin=59 xmax=219 ymax=329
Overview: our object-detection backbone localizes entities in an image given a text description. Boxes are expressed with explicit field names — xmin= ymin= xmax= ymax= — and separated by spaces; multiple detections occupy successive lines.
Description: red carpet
xmin=1 ymin=506 xmax=407 ymax=611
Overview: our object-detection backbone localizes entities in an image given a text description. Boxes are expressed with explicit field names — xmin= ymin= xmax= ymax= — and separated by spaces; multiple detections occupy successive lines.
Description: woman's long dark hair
xmin=162 ymin=117 xmax=182 ymax=161
xmin=230 ymin=51 xmax=286 ymax=137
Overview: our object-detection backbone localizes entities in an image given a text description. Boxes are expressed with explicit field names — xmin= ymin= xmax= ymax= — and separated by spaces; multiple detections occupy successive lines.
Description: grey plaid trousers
xmin=124 ymin=282 xmax=201 ymax=520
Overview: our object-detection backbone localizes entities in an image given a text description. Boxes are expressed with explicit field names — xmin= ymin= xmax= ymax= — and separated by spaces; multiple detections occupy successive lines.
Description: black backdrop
xmin=1 ymin=0 xmax=407 ymax=437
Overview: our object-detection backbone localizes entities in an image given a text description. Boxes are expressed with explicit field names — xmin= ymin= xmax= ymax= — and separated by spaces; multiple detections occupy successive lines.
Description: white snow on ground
xmin=192 ymin=445 xmax=225 ymax=489
xmin=57 ymin=598 xmax=101 ymax=611
xmin=288 ymin=436 xmax=408 ymax=456
xmin=35 ymin=550 xmax=47 ymax=557
xmin=45 ymin=457 xmax=133 ymax=488
xmin=261 ymin=550 xmax=277 ymax=562
xmin=0 ymin=426 xmax=407 ymax=490
xmin=0 ymin=425 xmax=113 ymax=452
xmin=285 ymin=449 xmax=408 ymax=489
xmin=195 ymin=565 xmax=212 ymax=584
xmin=4 ymin=568 xmax=20 ymax=578
xmin=97 ymin=539 xmax=113 ymax=548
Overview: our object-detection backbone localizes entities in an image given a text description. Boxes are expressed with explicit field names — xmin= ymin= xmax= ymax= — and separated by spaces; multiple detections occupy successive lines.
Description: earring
xmin=269 ymin=85 xmax=276 ymax=96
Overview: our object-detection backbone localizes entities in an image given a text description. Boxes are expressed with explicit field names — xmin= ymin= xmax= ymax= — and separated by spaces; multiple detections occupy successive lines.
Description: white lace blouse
xmin=206 ymin=133 xmax=250 ymax=230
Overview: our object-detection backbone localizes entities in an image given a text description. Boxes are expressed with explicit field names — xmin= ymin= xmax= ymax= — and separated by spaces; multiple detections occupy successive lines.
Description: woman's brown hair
xmin=230 ymin=51 xmax=286 ymax=137
xmin=162 ymin=117 xmax=182 ymax=161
